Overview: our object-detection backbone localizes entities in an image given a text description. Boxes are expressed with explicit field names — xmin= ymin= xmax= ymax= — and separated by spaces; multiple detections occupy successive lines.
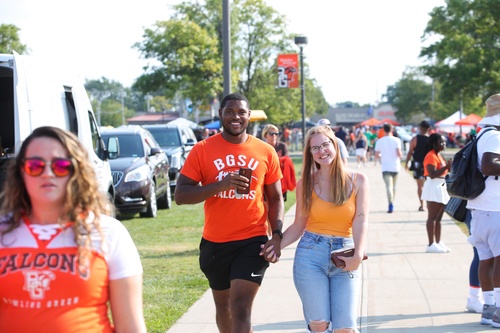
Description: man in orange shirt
xmin=174 ymin=93 xmax=284 ymax=333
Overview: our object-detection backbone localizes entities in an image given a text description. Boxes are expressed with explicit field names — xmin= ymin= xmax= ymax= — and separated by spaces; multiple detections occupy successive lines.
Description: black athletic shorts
xmin=413 ymin=163 xmax=425 ymax=180
xmin=199 ymin=235 xmax=270 ymax=290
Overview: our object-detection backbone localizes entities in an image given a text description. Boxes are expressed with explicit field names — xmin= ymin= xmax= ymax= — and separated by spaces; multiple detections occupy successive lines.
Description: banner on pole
xmin=277 ymin=54 xmax=299 ymax=88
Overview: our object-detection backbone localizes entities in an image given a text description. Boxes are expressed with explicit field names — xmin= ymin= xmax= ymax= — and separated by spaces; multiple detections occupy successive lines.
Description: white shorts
xmin=421 ymin=177 xmax=450 ymax=204
xmin=471 ymin=210 xmax=500 ymax=260
xmin=355 ymin=148 xmax=366 ymax=157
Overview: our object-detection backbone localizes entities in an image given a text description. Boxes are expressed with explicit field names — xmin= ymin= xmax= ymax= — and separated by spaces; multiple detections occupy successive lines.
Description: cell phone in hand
xmin=237 ymin=168 xmax=252 ymax=194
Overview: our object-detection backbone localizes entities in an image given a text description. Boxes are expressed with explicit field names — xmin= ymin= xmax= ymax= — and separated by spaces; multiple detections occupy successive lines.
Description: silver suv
xmin=143 ymin=123 xmax=198 ymax=191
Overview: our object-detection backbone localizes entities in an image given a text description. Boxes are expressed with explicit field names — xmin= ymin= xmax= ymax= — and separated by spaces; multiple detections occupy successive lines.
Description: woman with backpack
xmin=421 ymin=133 xmax=452 ymax=253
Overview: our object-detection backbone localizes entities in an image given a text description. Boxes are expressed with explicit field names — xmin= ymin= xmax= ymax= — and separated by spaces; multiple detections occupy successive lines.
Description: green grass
xmin=122 ymin=156 xmax=303 ymax=332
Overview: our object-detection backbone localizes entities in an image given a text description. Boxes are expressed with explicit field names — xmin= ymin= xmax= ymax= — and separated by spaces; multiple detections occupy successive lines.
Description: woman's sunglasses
xmin=22 ymin=158 xmax=73 ymax=177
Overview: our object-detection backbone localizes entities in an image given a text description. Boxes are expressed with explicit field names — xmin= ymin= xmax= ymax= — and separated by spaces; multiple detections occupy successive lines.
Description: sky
xmin=1 ymin=0 xmax=445 ymax=106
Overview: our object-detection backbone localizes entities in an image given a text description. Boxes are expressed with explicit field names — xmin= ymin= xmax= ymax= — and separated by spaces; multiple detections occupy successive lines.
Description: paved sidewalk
xmin=166 ymin=157 xmax=491 ymax=333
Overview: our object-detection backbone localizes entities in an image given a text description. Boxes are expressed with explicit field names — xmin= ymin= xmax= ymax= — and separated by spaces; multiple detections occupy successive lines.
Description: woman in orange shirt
xmin=421 ymin=133 xmax=452 ymax=253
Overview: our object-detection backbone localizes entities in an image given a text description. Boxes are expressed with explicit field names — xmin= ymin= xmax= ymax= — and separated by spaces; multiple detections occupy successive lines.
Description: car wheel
xmin=158 ymin=179 xmax=172 ymax=209
xmin=140 ymin=182 xmax=157 ymax=218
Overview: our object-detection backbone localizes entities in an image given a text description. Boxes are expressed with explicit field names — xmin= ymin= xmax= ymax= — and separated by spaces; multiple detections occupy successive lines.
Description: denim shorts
xmin=293 ymin=231 xmax=361 ymax=331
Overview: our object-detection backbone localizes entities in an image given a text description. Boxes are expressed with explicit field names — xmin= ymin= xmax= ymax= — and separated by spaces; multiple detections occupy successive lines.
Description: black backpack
xmin=445 ymin=127 xmax=496 ymax=199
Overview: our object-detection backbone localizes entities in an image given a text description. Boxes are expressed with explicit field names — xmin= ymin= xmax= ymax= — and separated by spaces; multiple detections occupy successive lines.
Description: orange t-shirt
xmin=180 ymin=134 xmax=282 ymax=242
xmin=423 ymin=150 xmax=447 ymax=177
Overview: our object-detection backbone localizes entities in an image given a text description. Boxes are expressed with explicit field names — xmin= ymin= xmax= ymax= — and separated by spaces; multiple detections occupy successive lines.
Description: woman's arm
xmin=345 ymin=172 xmax=369 ymax=271
xmin=109 ymin=274 xmax=147 ymax=333
xmin=425 ymin=153 xmax=450 ymax=179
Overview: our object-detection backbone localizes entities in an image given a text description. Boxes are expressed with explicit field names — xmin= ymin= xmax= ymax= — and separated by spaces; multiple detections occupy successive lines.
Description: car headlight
xmin=124 ymin=165 xmax=150 ymax=183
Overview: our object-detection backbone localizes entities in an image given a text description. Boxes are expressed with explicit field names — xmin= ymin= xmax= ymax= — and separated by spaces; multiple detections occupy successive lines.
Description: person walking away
xmin=466 ymin=93 xmax=500 ymax=327
xmin=0 ymin=126 xmax=146 ymax=333
xmin=271 ymin=125 xmax=369 ymax=333
xmin=354 ymin=129 xmax=367 ymax=168
xmin=174 ymin=93 xmax=285 ymax=333
xmin=335 ymin=125 xmax=347 ymax=144
xmin=405 ymin=120 xmax=431 ymax=211
xmin=374 ymin=123 xmax=402 ymax=213
xmin=420 ymin=133 xmax=451 ymax=253
xmin=317 ymin=119 xmax=348 ymax=164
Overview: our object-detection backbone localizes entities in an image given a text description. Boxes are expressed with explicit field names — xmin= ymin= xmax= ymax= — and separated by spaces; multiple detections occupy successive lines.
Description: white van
xmin=0 ymin=51 xmax=115 ymax=202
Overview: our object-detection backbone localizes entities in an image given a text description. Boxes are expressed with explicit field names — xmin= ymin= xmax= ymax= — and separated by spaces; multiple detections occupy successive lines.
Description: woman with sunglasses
xmin=274 ymin=125 xmax=369 ymax=333
xmin=0 ymin=126 xmax=146 ymax=333
xmin=262 ymin=124 xmax=288 ymax=157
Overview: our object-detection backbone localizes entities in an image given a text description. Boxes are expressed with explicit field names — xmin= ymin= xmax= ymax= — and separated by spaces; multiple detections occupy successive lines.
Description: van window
xmin=0 ymin=74 xmax=14 ymax=156
xmin=63 ymin=87 xmax=78 ymax=136
xmin=88 ymin=111 xmax=101 ymax=155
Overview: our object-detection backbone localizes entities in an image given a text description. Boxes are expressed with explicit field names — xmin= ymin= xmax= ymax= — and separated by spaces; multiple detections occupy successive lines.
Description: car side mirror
xmin=186 ymin=138 xmax=196 ymax=146
xmin=107 ymin=137 xmax=119 ymax=159
xmin=150 ymin=147 xmax=163 ymax=156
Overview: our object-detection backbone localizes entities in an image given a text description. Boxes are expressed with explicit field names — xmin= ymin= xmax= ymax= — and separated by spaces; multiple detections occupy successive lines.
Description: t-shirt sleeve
xmin=102 ymin=216 xmax=143 ymax=280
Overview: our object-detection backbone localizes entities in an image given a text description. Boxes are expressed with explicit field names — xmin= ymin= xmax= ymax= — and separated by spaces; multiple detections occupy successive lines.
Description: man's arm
xmin=405 ymin=137 xmax=417 ymax=169
xmin=259 ymin=180 xmax=284 ymax=262
xmin=481 ymin=152 xmax=500 ymax=176
xmin=174 ymin=172 xmax=249 ymax=205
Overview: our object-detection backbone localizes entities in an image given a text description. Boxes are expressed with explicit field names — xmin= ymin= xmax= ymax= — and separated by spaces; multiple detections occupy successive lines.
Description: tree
xmin=385 ymin=68 xmax=433 ymax=122
xmin=133 ymin=19 xmax=222 ymax=106
xmin=420 ymin=0 xmax=500 ymax=104
xmin=133 ymin=0 xmax=328 ymax=124
xmin=85 ymin=78 xmax=135 ymax=127
xmin=0 ymin=24 xmax=28 ymax=54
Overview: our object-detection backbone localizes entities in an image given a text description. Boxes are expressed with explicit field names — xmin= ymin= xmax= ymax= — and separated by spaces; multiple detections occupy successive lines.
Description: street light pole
xmin=294 ymin=36 xmax=308 ymax=146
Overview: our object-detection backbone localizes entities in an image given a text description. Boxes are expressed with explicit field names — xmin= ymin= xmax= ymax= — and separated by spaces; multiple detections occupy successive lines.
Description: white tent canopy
xmin=434 ymin=111 xmax=474 ymax=134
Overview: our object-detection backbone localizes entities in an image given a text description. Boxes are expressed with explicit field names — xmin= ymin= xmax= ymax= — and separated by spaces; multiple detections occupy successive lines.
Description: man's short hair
xmin=383 ymin=123 xmax=393 ymax=133
xmin=220 ymin=93 xmax=250 ymax=109
xmin=419 ymin=120 xmax=430 ymax=129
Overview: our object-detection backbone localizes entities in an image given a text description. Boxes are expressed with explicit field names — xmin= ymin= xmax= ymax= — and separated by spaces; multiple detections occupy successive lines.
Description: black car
xmin=143 ymin=123 xmax=197 ymax=190
xmin=101 ymin=125 xmax=171 ymax=218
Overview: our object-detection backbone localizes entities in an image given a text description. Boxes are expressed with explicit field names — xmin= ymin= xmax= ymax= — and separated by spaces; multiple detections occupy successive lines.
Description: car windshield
xmin=103 ymin=134 xmax=144 ymax=157
xmin=147 ymin=128 xmax=181 ymax=147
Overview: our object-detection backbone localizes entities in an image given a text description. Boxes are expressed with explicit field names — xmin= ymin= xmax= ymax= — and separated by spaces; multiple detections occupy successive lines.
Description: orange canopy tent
xmin=380 ymin=118 xmax=401 ymax=126
xmin=455 ymin=113 xmax=482 ymax=126
xmin=358 ymin=118 xmax=382 ymax=126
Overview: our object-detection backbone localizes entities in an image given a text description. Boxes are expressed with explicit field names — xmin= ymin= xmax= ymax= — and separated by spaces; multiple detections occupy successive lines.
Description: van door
xmin=70 ymin=82 xmax=114 ymax=198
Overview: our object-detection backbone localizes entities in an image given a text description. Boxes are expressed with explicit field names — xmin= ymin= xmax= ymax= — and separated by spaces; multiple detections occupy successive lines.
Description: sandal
xmin=418 ymin=206 xmax=424 ymax=211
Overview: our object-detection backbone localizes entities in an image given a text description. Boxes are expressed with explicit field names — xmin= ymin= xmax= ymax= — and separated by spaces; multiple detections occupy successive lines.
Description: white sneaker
xmin=437 ymin=241 xmax=451 ymax=252
xmin=466 ymin=297 xmax=484 ymax=313
xmin=427 ymin=242 xmax=446 ymax=253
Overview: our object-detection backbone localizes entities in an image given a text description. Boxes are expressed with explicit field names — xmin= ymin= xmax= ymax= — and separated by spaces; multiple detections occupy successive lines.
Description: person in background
xmin=262 ymin=124 xmax=295 ymax=201
xmin=364 ymin=127 xmax=377 ymax=164
xmin=335 ymin=125 xmax=347 ymax=144
xmin=283 ymin=126 xmax=291 ymax=147
xmin=420 ymin=133 xmax=451 ymax=253
xmin=354 ymin=129 xmax=368 ymax=168
xmin=0 ymin=126 xmax=146 ymax=333
xmin=201 ymin=127 xmax=210 ymax=140
xmin=405 ymin=120 xmax=431 ymax=212
xmin=273 ymin=125 xmax=369 ymax=333
xmin=174 ymin=93 xmax=284 ymax=333
xmin=466 ymin=93 xmax=500 ymax=327
xmin=374 ymin=123 xmax=402 ymax=213
xmin=262 ymin=124 xmax=288 ymax=157
xmin=317 ymin=119 xmax=348 ymax=164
